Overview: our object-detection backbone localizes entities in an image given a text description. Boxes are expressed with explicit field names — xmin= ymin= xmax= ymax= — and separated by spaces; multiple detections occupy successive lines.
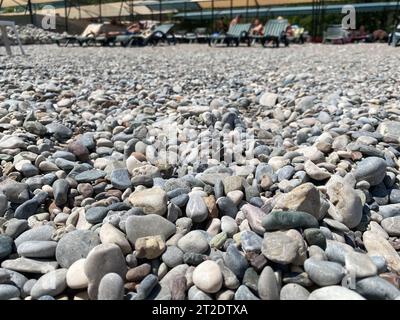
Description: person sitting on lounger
xmin=250 ymin=18 xmax=263 ymax=35
xmin=229 ymin=15 xmax=242 ymax=28
xmin=126 ymin=22 xmax=145 ymax=35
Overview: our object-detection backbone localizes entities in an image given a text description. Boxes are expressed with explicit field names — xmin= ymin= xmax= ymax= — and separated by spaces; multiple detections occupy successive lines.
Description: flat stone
xmin=345 ymin=251 xmax=377 ymax=278
xmin=308 ymin=286 xmax=365 ymax=300
xmin=273 ymin=183 xmax=322 ymax=220
xmin=280 ymin=283 xmax=310 ymax=300
xmin=381 ymin=216 xmax=400 ymax=236
xmin=240 ymin=230 xmax=263 ymax=253
xmin=177 ymin=231 xmax=209 ymax=254
xmin=356 ymin=276 xmax=400 ymax=300
xmin=354 ymin=157 xmax=387 ymax=186
xmin=363 ymin=231 xmax=400 ymax=274
xmin=241 ymin=204 xmax=266 ymax=235
xmin=111 ymin=169 xmax=131 ymax=190
xmin=0 ymin=284 xmax=20 ymax=300
xmin=85 ymin=206 xmax=108 ymax=224
xmin=84 ymin=243 xmax=127 ymax=300
xmin=262 ymin=211 xmax=319 ymax=231
xmin=0 ymin=180 xmax=29 ymax=204
xmin=125 ymin=214 xmax=176 ymax=244
xmin=161 ymin=246 xmax=184 ymax=268
xmin=304 ymin=258 xmax=345 ymax=286
xmin=17 ymin=241 xmax=57 ymax=258
xmin=56 ymin=230 xmax=101 ymax=268
xmin=0 ymin=235 xmax=13 ymax=260
xmin=30 ymin=269 xmax=67 ymax=299
xmin=261 ymin=231 xmax=299 ymax=264
xmin=223 ymin=244 xmax=248 ymax=280
xmin=304 ymin=160 xmax=331 ymax=180
xmin=15 ymin=225 xmax=54 ymax=248
xmin=326 ymin=175 xmax=363 ymax=228
xmin=99 ymin=223 xmax=131 ymax=255
xmin=1 ymin=257 xmax=58 ymax=274
xmin=128 ymin=188 xmax=167 ymax=216
xmin=75 ymin=169 xmax=107 ymax=183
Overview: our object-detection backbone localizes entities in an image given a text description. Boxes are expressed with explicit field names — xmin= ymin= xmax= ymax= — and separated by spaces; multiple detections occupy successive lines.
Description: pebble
xmin=258 ymin=266 xmax=280 ymax=300
xmin=128 ymin=188 xmax=167 ymax=216
xmin=0 ymin=284 xmax=20 ymax=300
xmin=185 ymin=194 xmax=208 ymax=223
xmin=177 ymin=231 xmax=209 ymax=254
xmin=0 ymin=43 xmax=399 ymax=300
xmin=304 ymin=258 xmax=346 ymax=286
xmin=98 ymin=273 xmax=125 ymax=300
xmin=356 ymin=276 xmax=400 ymax=300
xmin=280 ymin=283 xmax=310 ymax=300
xmin=17 ymin=241 xmax=57 ymax=258
xmin=354 ymin=157 xmax=387 ymax=186
xmin=262 ymin=211 xmax=319 ymax=231
xmin=161 ymin=246 xmax=184 ymax=268
xmin=308 ymin=286 xmax=366 ymax=300
xmin=84 ymin=244 xmax=127 ymax=299
xmin=56 ymin=230 xmax=100 ymax=268
xmin=30 ymin=269 xmax=67 ymax=299
xmin=125 ymin=214 xmax=176 ymax=244
xmin=262 ymin=231 xmax=299 ymax=264
xmin=66 ymin=259 xmax=89 ymax=289
xmin=193 ymin=260 xmax=223 ymax=293
xmin=135 ymin=235 xmax=166 ymax=259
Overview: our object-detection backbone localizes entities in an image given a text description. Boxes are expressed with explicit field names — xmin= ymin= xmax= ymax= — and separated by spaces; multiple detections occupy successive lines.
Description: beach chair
xmin=323 ymin=25 xmax=349 ymax=44
xmin=209 ymin=23 xmax=251 ymax=47
xmin=116 ymin=24 xmax=176 ymax=47
xmin=251 ymin=19 xmax=289 ymax=47
xmin=54 ymin=23 xmax=102 ymax=47
xmin=183 ymin=28 xmax=209 ymax=44
xmin=195 ymin=28 xmax=209 ymax=43
xmin=389 ymin=23 xmax=400 ymax=46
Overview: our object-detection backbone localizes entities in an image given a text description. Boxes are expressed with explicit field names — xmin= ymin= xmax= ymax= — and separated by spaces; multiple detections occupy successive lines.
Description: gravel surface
xmin=0 ymin=43 xmax=400 ymax=300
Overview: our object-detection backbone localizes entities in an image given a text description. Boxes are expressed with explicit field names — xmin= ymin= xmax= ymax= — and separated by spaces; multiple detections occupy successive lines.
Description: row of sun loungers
xmin=54 ymin=19 xmax=292 ymax=48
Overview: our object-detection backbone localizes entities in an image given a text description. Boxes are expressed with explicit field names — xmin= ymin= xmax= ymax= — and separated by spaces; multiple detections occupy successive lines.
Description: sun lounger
xmin=116 ymin=24 xmax=175 ymax=47
xmin=323 ymin=25 xmax=350 ymax=44
xmin=251 ymin=19 xmax=289 ymax=47
xmin=389 ymin=24 xmax=400 ymax=46
xmin=209 ymin=23 xmax=251 ymax=47
xmin=54 ymin=23 xmax=102 ymax=47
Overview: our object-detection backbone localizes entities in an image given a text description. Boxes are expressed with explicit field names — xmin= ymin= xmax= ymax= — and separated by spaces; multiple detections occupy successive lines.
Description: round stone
xmin=66 ymin=258 xmax=89 ymax=289
xmin=308 ymin=286 xmax=365 ymax=300
xmin=192 ymin=260 xmax=223 ymax=294
xmin=84 ymin=243 xmax=127 ymax=299
xmin=354 ymin=157 xmax=387 ymax=186
xmin=177 ymin=231 xmax=209 ymax=254
xmin=185 ymin=194 xmax=208 ymax=223
xmin=98 ymin=273 xmax=124 ymax=300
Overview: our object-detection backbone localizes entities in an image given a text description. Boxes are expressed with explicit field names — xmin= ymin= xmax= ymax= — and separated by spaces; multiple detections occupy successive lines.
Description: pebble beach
xmin=1 ymin=43 xmax=400 ymax=300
